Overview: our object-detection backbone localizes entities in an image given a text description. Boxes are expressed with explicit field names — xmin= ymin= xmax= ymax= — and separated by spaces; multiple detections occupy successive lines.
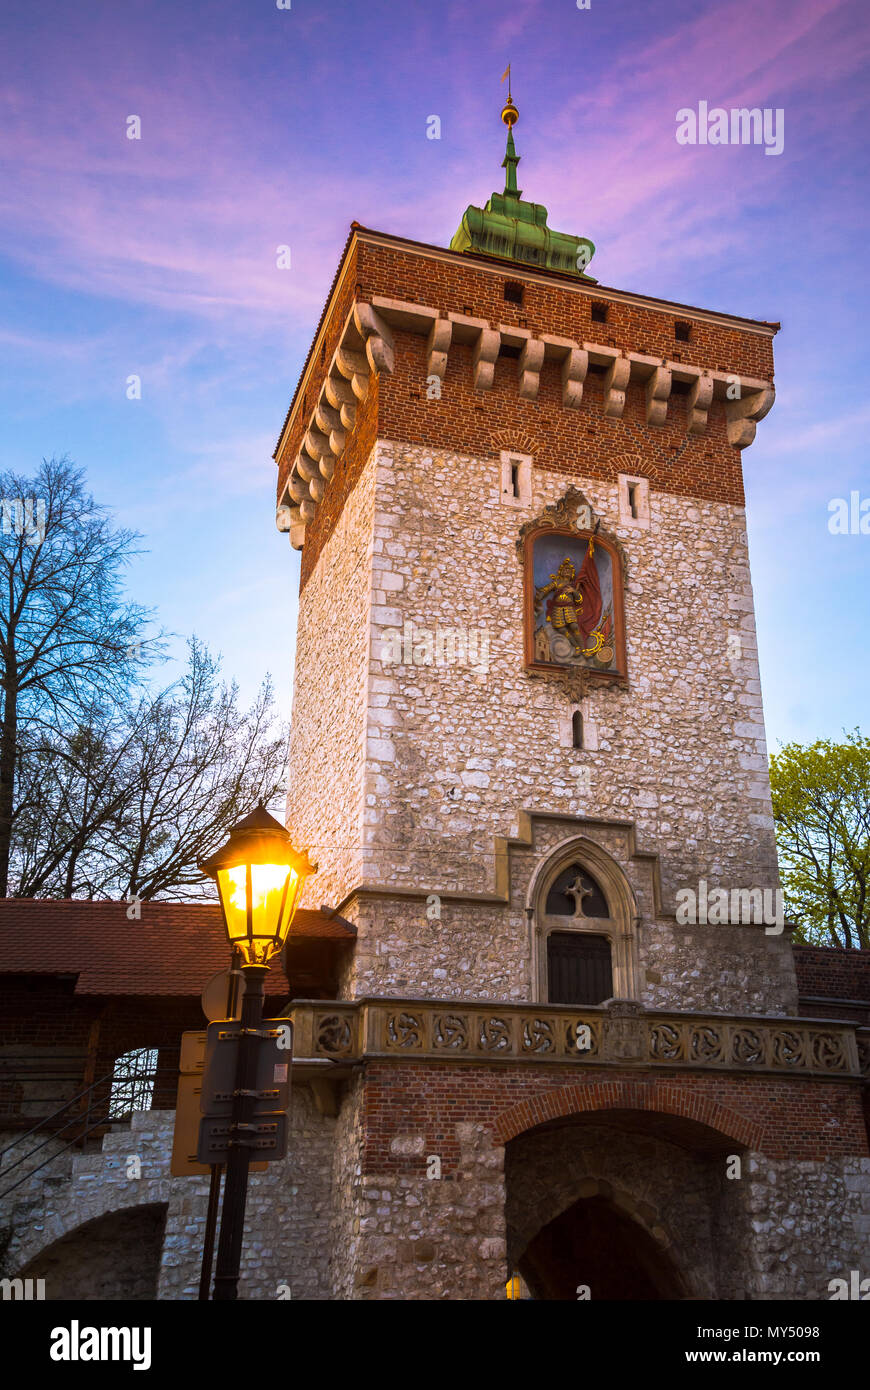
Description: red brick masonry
xmin=275 ymin=228 xmax=777 ymax=589
xmin=794 ymin=945 xmax=870 ymax=1002
xmin=359 ymin=1062 xmax=869 ymax=1171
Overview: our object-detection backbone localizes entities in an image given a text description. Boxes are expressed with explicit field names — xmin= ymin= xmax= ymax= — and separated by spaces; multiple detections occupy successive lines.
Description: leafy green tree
xmin=770 ymin=731 xmax=870 ymax=948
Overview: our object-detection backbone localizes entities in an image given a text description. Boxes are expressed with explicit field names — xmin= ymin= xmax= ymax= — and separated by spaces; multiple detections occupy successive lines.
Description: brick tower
xmin=274 ymin=95 xmax=869 ymax=1299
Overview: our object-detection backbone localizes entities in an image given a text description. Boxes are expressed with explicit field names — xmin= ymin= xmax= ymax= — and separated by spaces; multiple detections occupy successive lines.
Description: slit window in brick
xmin=591 ymin=302 xmax=608 ymax=324
xmin=674 ymin=320 xmax=691 ymax=342
xmin=504 ymin=281 xmax=524 ymax=306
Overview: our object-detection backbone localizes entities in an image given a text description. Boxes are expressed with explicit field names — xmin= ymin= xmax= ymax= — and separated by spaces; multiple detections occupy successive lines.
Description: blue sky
xmin=0 ymin=0 xmax=867 ymax=749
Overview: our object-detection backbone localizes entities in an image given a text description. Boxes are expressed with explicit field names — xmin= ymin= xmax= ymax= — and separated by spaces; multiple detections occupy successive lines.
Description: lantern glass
xmin=216 ymin=861 xmax=302 ymax=966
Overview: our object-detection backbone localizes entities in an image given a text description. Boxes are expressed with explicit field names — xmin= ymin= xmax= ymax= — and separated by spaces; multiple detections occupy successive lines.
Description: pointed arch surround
xmin=526 ymin=835 xmax=641 ymax=1002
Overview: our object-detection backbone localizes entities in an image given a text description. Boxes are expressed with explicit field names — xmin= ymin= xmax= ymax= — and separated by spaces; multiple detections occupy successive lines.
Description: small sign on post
xmin=195 ymin=1018 xmax=293 ymax=1167
xmin=170 ymin=1026 xmax=276 ymax=1177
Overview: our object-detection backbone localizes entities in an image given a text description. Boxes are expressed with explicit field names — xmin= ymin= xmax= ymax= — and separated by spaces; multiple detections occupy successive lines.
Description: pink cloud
xmin=0 ymin=0 xmax=865 ymax=339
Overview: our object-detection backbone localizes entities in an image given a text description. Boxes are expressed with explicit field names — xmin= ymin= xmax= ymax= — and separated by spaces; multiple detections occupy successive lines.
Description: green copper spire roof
xmin=450 ymin=87 xmax=596 ymax=281
xmin=502 ymin=125 xmax=521 ymax=197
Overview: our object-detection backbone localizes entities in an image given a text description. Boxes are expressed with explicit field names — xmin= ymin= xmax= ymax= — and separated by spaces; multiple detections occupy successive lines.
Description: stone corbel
xmin=686 ymin=371 xmax=714 ymax=434
xmin=725 ymin=385 xmax=775 ymax=449
xmin=427 ymin=317 xmax=452 ymax=381
xmin=325 ymin=373 xmax=358 ymax=429
xmin=473 ymin=328 xmax=501 ymax=391
xmin=603 ymin=356 xmax=630 ymax=418
xmin=518 ymin=339 xmax=545 ymax=400
xmin=541 ymin=335 xmax=589 ymax=409
xmin=276 ymin=505 xmax=293 ymax=532
xmin=645 ymin=365 xmax=672 ymax=426
xmin=295 ymin=451 xmax=320 ymax=483
xmin=314 ymin=400 xmax=346 ymax=456
xmin=287 ymin=473 xmax=309 ymax=503
xmin=353 ymin=302 xmax=395 ymax=376
xmin=335 ymin=345 xmax=371 ymax=402
xmin=308 ymin=476 xmax=326 ymax=503
xmin=561 ymin=347 xmax=589 ymax=409
xmin=303 ymin=426 xmax=334 ymax=468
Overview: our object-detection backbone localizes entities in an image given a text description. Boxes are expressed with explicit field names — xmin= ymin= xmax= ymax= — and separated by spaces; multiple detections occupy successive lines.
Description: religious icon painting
xmin=524 ymin=527 xmax=626 ymax=675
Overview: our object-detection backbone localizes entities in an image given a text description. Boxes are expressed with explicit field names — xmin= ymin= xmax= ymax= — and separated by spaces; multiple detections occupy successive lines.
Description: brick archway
xmin=493 ymin=1078 xmax=764 ymax=1151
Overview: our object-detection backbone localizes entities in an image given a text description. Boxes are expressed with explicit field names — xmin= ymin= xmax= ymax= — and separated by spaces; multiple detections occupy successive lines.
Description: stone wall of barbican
xmin=0 ymin=1129 xmax=76 ymax=1279
xmin=720 ymin=1153 xmax=870 ymax=1300
xmin=328 ymin=1077 xmax=508 ymax=1301
xmin=1 ymin=1088 xmax=336 ymax=1302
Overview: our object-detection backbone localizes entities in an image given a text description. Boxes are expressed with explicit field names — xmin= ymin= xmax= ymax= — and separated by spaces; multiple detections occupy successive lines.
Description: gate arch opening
xmin=17 ymin=1202 xmax=167 ymax=1300
xmin=518 ymin=1193 xmax=687 ymax=1300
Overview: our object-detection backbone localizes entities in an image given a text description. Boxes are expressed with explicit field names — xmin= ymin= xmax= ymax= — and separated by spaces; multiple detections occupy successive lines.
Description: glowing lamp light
xmin=200 ymin=805 xmax=316 ymax=967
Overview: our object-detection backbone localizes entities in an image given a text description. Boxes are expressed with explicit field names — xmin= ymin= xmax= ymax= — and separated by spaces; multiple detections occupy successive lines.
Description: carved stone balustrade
xmin=281 ymin=997 xmax=864 ymax=1080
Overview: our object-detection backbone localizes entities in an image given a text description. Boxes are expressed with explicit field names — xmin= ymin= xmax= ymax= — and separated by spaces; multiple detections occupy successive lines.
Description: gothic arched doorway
xmin=518 ymin=1193 xmax=686 ymax=1300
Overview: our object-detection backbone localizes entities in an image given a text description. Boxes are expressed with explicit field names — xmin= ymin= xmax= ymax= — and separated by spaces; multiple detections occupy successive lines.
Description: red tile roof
xmin=0 ymin=899 xmax=354 ymax=997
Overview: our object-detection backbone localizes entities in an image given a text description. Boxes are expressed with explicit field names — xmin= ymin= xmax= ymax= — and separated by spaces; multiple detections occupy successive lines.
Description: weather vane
xmin=501 ymin=64 xmax=518 ymax=127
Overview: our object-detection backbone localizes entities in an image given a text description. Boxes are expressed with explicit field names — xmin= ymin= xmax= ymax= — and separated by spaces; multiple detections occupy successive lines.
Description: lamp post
xmin=199 ymin=804 xmax=315 ymax=1301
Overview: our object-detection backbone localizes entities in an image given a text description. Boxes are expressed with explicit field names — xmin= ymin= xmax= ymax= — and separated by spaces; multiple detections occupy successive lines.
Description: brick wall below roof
xmin=794 ymin=944 xmax=870 ymax=1001
xmin=355 ymin=238 xmax=776 ymax=381
xmin=280 ymin=232 xmax=777 ymax=592
xmin=377 ymin=329 xmax=745 ymax=507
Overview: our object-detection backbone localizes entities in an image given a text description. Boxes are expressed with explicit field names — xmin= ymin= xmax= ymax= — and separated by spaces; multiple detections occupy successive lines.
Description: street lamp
xmin=200 ymin=804 xmax=315 ymax=1300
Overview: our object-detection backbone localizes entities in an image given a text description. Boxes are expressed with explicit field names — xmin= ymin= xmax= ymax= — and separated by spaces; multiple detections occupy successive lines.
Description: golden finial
xmin=501 ymin=64 xmax=518 ymax=127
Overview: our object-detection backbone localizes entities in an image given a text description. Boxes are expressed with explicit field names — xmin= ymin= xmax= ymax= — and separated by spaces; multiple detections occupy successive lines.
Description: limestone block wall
xmin=329 ymin=1075 xmax=507 ymax=1301
xmin=285 ymin=444 xmax=378 ymax=912
xmin=361 ymin=438 xmax=777 ymax=905
xmin=342 ymin=814 xmax=796 ymax=1015
xmin=289 ymin=436 xmax=788 ymax=1014
xmin=1 ymin=1088 xmax=336 ymax=1301
xmin=0 ymin=1130 xmax=76 ymax=1279
xmin=715 ymin=1154 xmax=870 ymax=1299
xmin=327 ymin=1072 xmax=366 ymax=1299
